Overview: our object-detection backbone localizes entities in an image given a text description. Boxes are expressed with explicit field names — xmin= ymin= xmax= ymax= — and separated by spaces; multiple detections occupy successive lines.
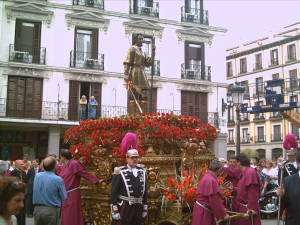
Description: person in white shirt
xmin=262 ymin=160 xmax=278 ymax=185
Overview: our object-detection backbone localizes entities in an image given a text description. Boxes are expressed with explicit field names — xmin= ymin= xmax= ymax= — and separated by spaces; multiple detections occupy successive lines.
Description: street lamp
xmin=227 ymin=83 xmax=245 ymax=156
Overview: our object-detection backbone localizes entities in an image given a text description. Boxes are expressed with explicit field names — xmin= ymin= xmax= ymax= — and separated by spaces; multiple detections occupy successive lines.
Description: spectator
xmin=256 ymin=163 xmax=269 ymax=194
xmin=262 ymin=160 xmax=278 ymax=185
xmin=10 ymin=160 xmax=27 ymax=225
xmin=23 ymin=154 xmax=31 ymax=173
xmin=0 ymin=176 xmax=25 ymax=225
xmin=79 ymin=95 xmax=87 ymax=120
xmin=219 ymin=158 xmax=227 ymax=167
xmin=88 ymin=96 xmax=98 ymax=119
xmin=250 ymin=157 xmax=259 ymax=168
xmin=33 ymin=156 xmax=67 ymax=225
xmin=0 ymin=160 xmax=8 ymax=176
xmin=26 ymin=159 xmax=41 ymax=217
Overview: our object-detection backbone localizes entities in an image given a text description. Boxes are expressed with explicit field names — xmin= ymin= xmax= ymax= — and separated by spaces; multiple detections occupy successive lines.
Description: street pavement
xmin=26 ymin=217 xmax=277 ymax=225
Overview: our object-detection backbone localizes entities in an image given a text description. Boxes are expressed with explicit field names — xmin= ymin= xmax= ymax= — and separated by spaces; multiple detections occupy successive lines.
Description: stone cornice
xmin=176 ymin=27 xmax=214 ymax=43
xmin=65 ymin=11 xmax=109 ymax=32
xmin=8 ymin=0 xmax=227 ymax=33
xmin=123 ymin=19 xmax=164 ymax=39
xmin=6 ymin=2 xmax=54 ymax=27
xmin=0 ymin=61 xmax=222 ymax=89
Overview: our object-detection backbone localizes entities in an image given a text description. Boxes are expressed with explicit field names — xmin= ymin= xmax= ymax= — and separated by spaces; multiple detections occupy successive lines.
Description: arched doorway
xmin=272 ymin=148 xmax=282 ymax=160
xmin=256 ymin=149 xmax=266 ymax=160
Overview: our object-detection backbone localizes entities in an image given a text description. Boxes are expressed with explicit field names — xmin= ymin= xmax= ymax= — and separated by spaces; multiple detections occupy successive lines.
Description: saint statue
xmin=124 ymin=33 xmax=156 ymax=113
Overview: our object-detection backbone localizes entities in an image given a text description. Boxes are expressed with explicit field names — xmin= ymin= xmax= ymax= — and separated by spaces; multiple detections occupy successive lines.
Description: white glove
xmin=142 ymin=211 xmax=147 ymax=218
xmin=112 ymin=213 xmax=121 ymax=220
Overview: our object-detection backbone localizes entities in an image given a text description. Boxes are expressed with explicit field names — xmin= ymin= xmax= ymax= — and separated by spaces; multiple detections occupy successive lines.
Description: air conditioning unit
xmin=141 ymin=7 xmax=150 ymax=15
xmin=87 ymin=0 xmax=94 ymax=6
xmin=186 ymin=13 xmax=194 ymax=22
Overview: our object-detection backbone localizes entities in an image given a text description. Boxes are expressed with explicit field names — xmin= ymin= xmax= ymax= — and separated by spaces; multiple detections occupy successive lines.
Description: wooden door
xmin=91 ymin=82 xmax=102 ymax=118
xmin=68 ymin=81 xmax=80 ymax=120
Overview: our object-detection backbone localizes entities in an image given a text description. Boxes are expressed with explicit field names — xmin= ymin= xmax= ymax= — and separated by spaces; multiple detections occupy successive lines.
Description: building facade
xmin=226 ymin=23 xmax=300 ymax=160
xmin=0 ymin=0 xmax=227 ymax=160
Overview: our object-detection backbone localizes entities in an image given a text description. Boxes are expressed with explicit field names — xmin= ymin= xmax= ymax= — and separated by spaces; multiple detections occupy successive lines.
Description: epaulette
xmin=113 ymin=166 xmax=126 ymax=175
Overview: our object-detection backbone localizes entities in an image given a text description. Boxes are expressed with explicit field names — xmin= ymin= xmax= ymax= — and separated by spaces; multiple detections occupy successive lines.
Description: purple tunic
xmin=232 ymin=167 xmax=261 ymax=225
xmin=191 ymin=171 xmax=227 ymax=225
xmin=57 ymin=160 xmax=99 ymax=225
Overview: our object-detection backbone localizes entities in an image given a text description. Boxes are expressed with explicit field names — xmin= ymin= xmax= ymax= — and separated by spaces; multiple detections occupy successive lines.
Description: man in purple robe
xmin=232 ymin=154 xmax=261 ymax=225
xmin=57 ymin=149 xmax=102 ymax=225
xmin=191 ymin=160 xmax=229 ymax=225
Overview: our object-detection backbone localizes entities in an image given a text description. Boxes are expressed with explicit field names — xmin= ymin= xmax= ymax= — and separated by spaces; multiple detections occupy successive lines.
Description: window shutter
xmin=68 ymin=81 xmax=80 ymax=120
xmin=92 ymin=29 xmax=99 ymax=59
xmin=91 ymin=82 xmax=102 ymax=118
xmin=199 ymin=92 xmax=208 ymax=123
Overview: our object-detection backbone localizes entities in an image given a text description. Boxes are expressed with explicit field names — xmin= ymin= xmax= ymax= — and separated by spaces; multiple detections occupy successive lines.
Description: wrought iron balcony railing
xmin=255 ymin=135 xmax=266 ymax=143
xmin=70 ymin=51 xmax=104 ymax=70
xmin=227 ymin=139 xmax=235 ymax=144
xmin=144 ymin=60 xmax=160 ymax=76
xmin=181 ymin=63 xmax=211 ymax=81
xmin=73 ymin=0 xmax=104 ymax=9
xmin=181 ymin=7 xmax=209 ymax=25
xmin=269 ymin=59 xmax=279 ymax=67
xmin=241 ymin=137 xmax=251 ymax=144
xmin=130 ymin=2 xmax=159 ymax=17
xmin=9 ymin=44 xmax=46 ymax=64
xmin=271 ymin=134 xmax=282 ymax=142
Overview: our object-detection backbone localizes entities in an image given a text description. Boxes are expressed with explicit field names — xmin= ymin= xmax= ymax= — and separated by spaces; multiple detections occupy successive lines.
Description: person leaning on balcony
xmin=191 ymin=160 xmax=230 ymax=225
xmin=79 ymin=95 xmax=87 ymax=120
xmin=88 ymin=96 xmax=98 ymax=119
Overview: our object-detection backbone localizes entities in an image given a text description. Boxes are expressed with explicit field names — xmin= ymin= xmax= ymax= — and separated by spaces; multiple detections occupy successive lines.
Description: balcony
xmin=253 ymin=64 xmax=263 ymax=71
xmin=70 ymin=51 xmax=104 ymax=70
xmin=286 ymin=57 xmax=297 ymax=64
xmin=227 ymin=139 xmax=235 ymax=145
xmin=287 ymin=79 xmax=300 ymax=92
xmin=144 ymin=60 xmax=160 ymax=76
xmin=269 ymin=112 xmax=282 ymax=121
xmin=271 ymin=134 xmax=282 ymax=142
xmin=181 ymin=64 xmax=211 ymax=81
xmin=181 ymin=7 xmax=209 ymax=25
xmin=269 ymin=59 xmax=279 ymax=67
xmin=73 ymin=0 xmax=104 ymax=9
xmin=255 ymin=135 xmax=266 ymax=143
xmin=253 ymin=113 xmax=265 ymax=123
xmin=227 ymin=120 xmax=235 ymax=126
xmin=130 ymin=2 xmax=159 ymax=18
xmin=9 ymin=44 xmax=46 ymax=65
xmin=241 ymin=137 xmax=251 ymax=144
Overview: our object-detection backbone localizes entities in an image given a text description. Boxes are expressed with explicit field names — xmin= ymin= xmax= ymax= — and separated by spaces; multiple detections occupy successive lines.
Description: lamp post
xmin=227 ymin=83 xmax=245 ymax=156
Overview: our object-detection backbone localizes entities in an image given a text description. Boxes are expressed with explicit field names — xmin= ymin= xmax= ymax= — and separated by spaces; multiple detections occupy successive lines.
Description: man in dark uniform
xmin=277 ymin=152 xmax=300 ymax=225
xmin=110 ymin=133 xmax=147 ymax=225
xmin=278 ymin=149 xmax=298 ymax=184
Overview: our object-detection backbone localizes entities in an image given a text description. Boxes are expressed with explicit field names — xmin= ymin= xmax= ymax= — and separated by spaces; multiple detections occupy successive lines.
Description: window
xmin=254 ymin=101 xmax=264 ymax=119
xmin=181 ymin=91 xmax=207 ymax=122
xmin=227 ymin=150 xmax=235 ymax=159
xmin=241 ymin=103 xmax=249 ymax=121
xmin=228 ymin=106 xmax=234 ymax=122
xmin=289 ymin=69 xmax=298 ymax=89
xmin=272 ymin=73 xmax=279 ymax=80
xmin=75 ymin=28 xmax=98 ymax=58
xmin=255 ymin=53 xmax=262 ymax=70
xmin=240 ymin=81 xmax=249 ymax=99
xmin=185 ymin=0 xmax=201 ymax=10
xmin=291 ymin=124 xmax=300 ymax=139
xmin=242 ymin=128 xmax=249 ymax=143
xmin=273 ymin=125 xmax=281 ymax=141
xmin=228 ymin=130 xmax=234 ymax=143
xmin=287 ymin=44 xmax=296 ymax=61
xmin=240 ymin=58 xmax=247 ymax=74
xmin=255 ymin=77 xmax=264 ymax=95
xmin=184 ymin=41 xmax=205 ymax=79
xmin=257 ymin=126 xmax=264 ymax=142
xmin=6 ymin=76 xmax=43 ymax=119
xmin=270 ymin=49 xmax=278 ymax=66
xmin=14 ymin=19 xmax=42 ymax=64
xmin=227 ymin=62 xmax=233 ymax=77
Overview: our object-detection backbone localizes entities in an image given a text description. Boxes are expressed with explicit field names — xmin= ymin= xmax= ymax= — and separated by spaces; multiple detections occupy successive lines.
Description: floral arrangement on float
xmin=64 ymin=113 xmax=217 ymax=162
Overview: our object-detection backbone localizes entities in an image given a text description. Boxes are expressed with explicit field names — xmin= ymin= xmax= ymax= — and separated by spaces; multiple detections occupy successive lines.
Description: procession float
xmin=64 ymin=112 xmax=222 ymax=225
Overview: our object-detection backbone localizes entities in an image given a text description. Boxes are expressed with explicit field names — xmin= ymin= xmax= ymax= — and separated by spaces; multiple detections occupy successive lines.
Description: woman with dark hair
xmin=0 ymin=176 xmax=25 ymax=225
xmin=57 ymin=149 xmax=102 ymax=225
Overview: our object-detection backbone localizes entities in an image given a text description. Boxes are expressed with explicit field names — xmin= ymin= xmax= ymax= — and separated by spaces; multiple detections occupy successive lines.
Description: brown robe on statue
xmin=124 ymin=45 xmax=153 ymax=113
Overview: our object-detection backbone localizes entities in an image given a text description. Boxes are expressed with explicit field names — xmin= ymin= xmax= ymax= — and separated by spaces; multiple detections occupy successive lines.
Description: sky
xmin=204 ymin=0 xmax=300 ymax=83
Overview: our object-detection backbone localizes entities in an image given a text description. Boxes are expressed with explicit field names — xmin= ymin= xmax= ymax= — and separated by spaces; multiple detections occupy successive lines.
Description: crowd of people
xmin=0 ymin=150 xmax=102 ymax=225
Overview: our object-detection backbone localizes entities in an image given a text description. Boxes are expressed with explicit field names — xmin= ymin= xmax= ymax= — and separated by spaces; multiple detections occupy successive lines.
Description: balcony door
xmin=181 ymin=91 xmax=207 ymax=123
xmin=273 ymin=125 xmax=281 ymax=141
xmin=185 ymin=42 xmax=204 ymax=79
xmin=15 ymin=20 xmax=41 ymax=63
xmin=257 ymin=126 xmax=264 ymax=142
xmin=132 ymin=0 xmax=153 ymax=14
xmin=68 ymin=81 xmax=102 ymax=120
xmin=75 ymin=28 xmax=98 ymax=64
xmin=6 ymin=76 xmax=43 ymax=119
